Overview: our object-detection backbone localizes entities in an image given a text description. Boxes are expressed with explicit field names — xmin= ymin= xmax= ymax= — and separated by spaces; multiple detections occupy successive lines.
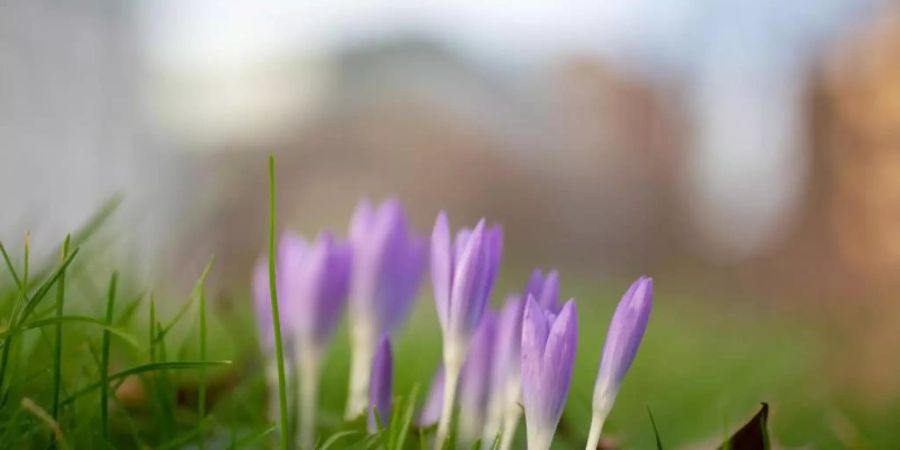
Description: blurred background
xmin=3 ymin=0 xmax=900 ymax=447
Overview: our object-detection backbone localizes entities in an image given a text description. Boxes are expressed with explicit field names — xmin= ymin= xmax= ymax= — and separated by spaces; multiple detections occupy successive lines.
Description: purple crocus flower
xmin=524 ymin=269 xmax=560 ymax=313
xmin=273 ymin=231 xmax=352 ymax=449
xmin=458 ymin=311 xmax=498 ymax=445
xmin=430 ymin=211 xmax=503 ymax=449
xmin=279 ymin=231 xmax=352 ymax=352
xmin=484 ymin=295 xmax=525 ymax=448
xmin=368 ymin=335 xmax=393 ymax=433
xmin=416 ymin=367 xmax=444 ymax=428
xmin=521 ymin=296 xmax=577 ymax=450
xmin=252 ymin=231 xmax=351 ymax=446
xmin=431 ymin=212 xmax=503 ymax=348
xmin=586 ymin=276 xmax=653 ymax=450
xmin=346 ymin=198 xmax=427 ymax=419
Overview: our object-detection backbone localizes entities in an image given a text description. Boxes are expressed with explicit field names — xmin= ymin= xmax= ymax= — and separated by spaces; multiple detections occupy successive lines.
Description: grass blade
xmin=232 ymin=424 xmax=277 ymax=450
xmin=15 ymin=248 xmax=81 ymax=326
xmin=100 ymin=272 xmax=118 ymax=440
xmin=267 ymin=155 xmax=290 ymax=450
xmin=155 ymin=258 xmax=214 ymax=342
xmin=61 ymin=360 xmax=231 ymax=406
xmin=0 ymin=242 xmax=21 ymax=288
xmin=198 ymin=262 xmax=210 ymax=450
xmin=320 ymin=430 xmax=361 ymax=450
xmin=0 ymin=316 xmax=140 ymax=348
xmin=647 ymin=406 xmax=664 ymax=450
xmin=51 ymin=235 xmax=70 ymax=426
xmin=394 ymin=386 xmax=420 ymax=450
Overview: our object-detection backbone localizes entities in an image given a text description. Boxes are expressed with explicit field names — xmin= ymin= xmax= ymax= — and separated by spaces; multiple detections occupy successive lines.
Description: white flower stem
xmin=344 ymin=329 xmax=375 ymax=419
xmin=298 ymin=347 xmax=322 ymax=450
xmin=482 ymin=397 xmax=503 ymax=446
xmin=433 ymin=341 xmax=463 ymax=450
xmin=585 ymin=412 xmax=607 ymax=450
xmin=526 ymin=426 xmax=553 ymax=450
xmin=498 ymin=406 xmax=521 ymax=450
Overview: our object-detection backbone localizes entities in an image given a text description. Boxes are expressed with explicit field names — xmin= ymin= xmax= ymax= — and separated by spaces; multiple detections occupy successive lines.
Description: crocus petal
xmin=431 ymin=211 xmax=452 ymax=330
xmin=539 ymin=300 xmax=577 ymax=424
xmin=521 ymin=296 xmax=578 ymax=450
xmin=524 ymin=269 xmax=545 ymax=302
xmin=449 ymin=219 xmax=488 ymax=339
xmin=520 ymin=295 xmax=550 ymax=422
xmin=295 ymin=232 xmax=352 ymax=348
xmin=416 ymin=367 xmax=445 ymax=427
xmin=458 ymin=311 xmax=498 ymax=443
xmin=492 ymin=295 xmax=524 ymax=392
xmin=368 ymin=335 xmax=393 ymax=432
xmin=594 ymin=276 xmax=653 ymax=399
xmin=349 ymin=198 xmax=375 ymax=242
xmin=539 ymin=271 xmax=560 ymax=313
xmin=276 ymin=231 xmax=308 ymax=333
xmin=252 ymin=258 xmax=273 ymax=347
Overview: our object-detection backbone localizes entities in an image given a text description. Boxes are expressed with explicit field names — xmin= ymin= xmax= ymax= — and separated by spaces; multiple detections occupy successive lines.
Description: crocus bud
xmin=431 ymin=211 xmax=503 ymax=449
xmin=432 ymin=212 xmax=502 ymax=354
xmin=585 ymin=276 xmax=653 ymax=450
xmin=277 ymin=231 xmax=353 ymax=352
xmin=277 ymin=231 xmax=352 ymax=449
xmin=483 ymin=295 xmax=524 ymax=447
xmin=521 ymin=296 xmax=577 ymax=450
xmin=524 ymin=269 xmax=560 ymax=313
xmin=416 ymin=367 xmax=444 ymax=428
xmin=458 ymin=311 xmax=497 ymax=446
xmin=346 ymin=198 xmax=427 ymax=418
xmin=368 ymin=335 xmax=393 ymax=433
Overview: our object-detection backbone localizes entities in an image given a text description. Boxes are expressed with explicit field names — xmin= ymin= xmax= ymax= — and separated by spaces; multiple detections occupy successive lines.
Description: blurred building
xmin=800 ymin=7 xmax=900 ymax=395
xmin=169 ymin=37 xmax=686 ymax=289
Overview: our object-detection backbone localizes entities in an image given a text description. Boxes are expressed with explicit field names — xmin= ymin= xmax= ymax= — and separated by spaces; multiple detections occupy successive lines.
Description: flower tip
xmin=559 ymin=298 xmax=577 ymax=317
xmin=473 ymin=218 xmax=487 ymax=233
xmin=629 ymin=276 xmax=654 ymax=309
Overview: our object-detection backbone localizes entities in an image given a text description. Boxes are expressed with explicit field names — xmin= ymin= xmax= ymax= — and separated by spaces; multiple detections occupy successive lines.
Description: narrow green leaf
xmin=231 ymin=424 xmax=277 ymax=450
xmin=647 ymin=406 xmax=664 ymax=450
xmin=155 ymin=416 xmax=217 ymax=450
xmin=15 ymin=247 xmax=81 ymax=325
xmin=393 ymin=385 xmax=419 ymax=450
xmin=51 ymin=235 xmax=70 ymax=428
xmin=100 ymin=272 xmax=118 ymax=440
xmin=198 ymin=260 xmax=210 ymax=450
xmin=0 ymin=242 xmax=21 ymax=289
xmin=320 ymin=430 xmax=362 ymax=450
xmin=1 ymin=316 xmax=139 ymax=348
xmin=267 ymin=155 xmax=290 ymax=450
xmin=60 ymin=360 xmax=231 ymax=406
xmin=155 ymin=257 xmax=214 ymax=342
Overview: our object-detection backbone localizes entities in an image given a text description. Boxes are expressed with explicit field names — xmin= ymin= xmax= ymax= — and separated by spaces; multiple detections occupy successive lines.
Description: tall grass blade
xmin=155 ymin=258 xmax=214 ymax=342
xmin=51 ymin=235 xmax=70 ymax=428
xmin=198 ymin=261 xmax=210 ymax=450
xmin=267 ymin=155 xmax=290 ymax=450
xmin=100 ymin=272 xmax=118 ymax=440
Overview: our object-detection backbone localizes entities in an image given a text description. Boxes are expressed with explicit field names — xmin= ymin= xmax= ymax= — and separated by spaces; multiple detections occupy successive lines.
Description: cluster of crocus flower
xmin=253 ymin=198 xmax=653 ymax=450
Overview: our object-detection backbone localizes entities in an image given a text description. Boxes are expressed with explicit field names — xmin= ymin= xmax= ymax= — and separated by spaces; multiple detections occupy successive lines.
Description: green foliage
xmin=0 ymin=178 xmax=895 ymax=449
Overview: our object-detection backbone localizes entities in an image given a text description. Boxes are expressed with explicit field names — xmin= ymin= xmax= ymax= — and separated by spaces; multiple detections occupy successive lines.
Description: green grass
xmin=0 ymin=192 xmax=897 ymax=449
